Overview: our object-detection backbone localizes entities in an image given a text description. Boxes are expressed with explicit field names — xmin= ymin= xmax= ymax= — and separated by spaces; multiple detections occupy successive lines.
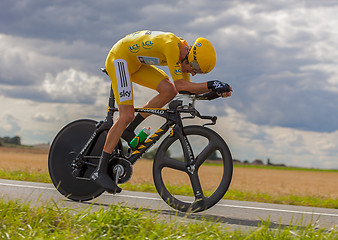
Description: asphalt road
xmin=0 ymin=179 xmax=337 ymax=230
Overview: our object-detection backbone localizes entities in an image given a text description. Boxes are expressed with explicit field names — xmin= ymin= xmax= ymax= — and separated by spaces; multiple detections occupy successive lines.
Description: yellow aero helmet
xmin=188 ymin=37 xmax=216 ymax=74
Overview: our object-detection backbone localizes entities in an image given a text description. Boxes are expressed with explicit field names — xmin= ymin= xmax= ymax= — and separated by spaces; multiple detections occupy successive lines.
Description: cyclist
xmin=90 ymin=30 xmax=233 ymax=193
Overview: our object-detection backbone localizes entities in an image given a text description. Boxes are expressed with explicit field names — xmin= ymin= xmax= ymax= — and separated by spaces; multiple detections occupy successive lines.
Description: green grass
xmin=0 ymin=199 xmax=336 ymax=239
xmin=225 ymin=189 xmax=338 ymax=209
xmin=1 ymin=169 xmax=337 ymax=209
xmin=233 ymin=163 xmax=338 ymax=172
xmin=0 ymin=169 xmax=51 ymax=183
xmin=122 ymin=182 xmax=338 ymax=209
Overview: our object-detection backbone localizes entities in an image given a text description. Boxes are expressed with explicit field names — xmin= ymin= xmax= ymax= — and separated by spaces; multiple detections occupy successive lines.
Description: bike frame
xmin=74 ymin=66 xmax=219 ymax=176
xmin=75 ymin=86 xmax=209 ymax=174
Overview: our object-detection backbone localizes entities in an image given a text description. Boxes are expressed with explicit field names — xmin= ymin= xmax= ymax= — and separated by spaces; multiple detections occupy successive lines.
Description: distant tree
xmin=1 ymin=136 xmax=21 ymax=145
xmin=252 ymin=159 xmax=264 ymax=165
xmin=233 ymin=159 xmax=241 ymax=164
xmin=267 ymin=158 xmax=271 ymax=165
xmin=11 ymin=136 xmax=21 ymax=145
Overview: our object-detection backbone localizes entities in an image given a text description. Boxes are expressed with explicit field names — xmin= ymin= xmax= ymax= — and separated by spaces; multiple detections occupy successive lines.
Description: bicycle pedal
xmin=107 ymin=186 xmax=122 ymax=194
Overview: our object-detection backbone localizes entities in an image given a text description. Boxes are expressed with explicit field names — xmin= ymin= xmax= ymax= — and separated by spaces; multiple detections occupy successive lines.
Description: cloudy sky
xmin=1 ymin=0 xmax=338 ymax=169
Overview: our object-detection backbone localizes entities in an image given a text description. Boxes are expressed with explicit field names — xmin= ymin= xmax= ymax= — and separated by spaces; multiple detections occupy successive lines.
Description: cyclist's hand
xmin=207 ymin=80 xmax=233 ymax=98
xmin=220 ymin=85 xmax=232 ymax=98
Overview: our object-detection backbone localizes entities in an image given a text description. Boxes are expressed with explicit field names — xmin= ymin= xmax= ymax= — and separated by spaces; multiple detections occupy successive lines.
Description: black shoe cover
xmin=90 ymin=170 xmax=122 ymax=194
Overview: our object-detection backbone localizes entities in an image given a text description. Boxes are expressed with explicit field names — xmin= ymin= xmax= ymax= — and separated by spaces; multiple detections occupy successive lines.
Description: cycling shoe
xmin=90 ymin=170 xmax=122 ymax=194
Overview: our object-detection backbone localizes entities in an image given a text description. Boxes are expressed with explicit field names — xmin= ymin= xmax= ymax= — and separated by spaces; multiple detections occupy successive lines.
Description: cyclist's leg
xmin=122 ymin=65 xmax=177 ymax=137
xmin=103 ymin=104 xmax=134 ymax=153
xmin=122 ymin=65 xmax=177 ymax=142
xmin=105 ymin=58 xmax=136 ymax=152
xmin=91 ymin=58 xmax=136 ymax=193
xmin=132 ymin=65 xmax=177 ymax=117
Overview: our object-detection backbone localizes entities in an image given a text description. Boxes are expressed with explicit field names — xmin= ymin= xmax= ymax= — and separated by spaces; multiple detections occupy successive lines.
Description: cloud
xmin=0 ymin=33 xmax=110 ymax=104
xmin=202 ymin=2 xmax=338 ymax=132
xmin=32 ymin=114 xmax=56 ymax=123
xmin=41 ymin=68 xmax=108 ymax=104
xmin=0 ymin=113 xmax=21 ymax=136
xmin=211 ymin=106 xmax=338 ymax=169
xmin=1 ymin=1 xmax=338 ymax=168
xmin=0 ymin=33 xmax=106 ymax=85
xmin=0 ymin=93 xmax=110 ymax=145
xmin=0 ymin=0 xmax=165 ymax=45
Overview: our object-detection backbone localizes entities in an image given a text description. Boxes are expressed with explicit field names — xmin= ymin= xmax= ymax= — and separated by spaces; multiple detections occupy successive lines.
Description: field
xmin=1 ymin=146 xmax=337 ymax=200
xmin=0 ymin=146 xmax=337 ymax=239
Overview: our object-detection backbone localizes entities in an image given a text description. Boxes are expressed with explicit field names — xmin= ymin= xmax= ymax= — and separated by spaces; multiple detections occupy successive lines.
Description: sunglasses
xmin=181 ymin=48 xmax=203 ymax=74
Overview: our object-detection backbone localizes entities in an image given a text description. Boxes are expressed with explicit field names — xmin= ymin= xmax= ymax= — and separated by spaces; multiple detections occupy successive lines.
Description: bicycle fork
xmin=172 ymin=124 xmax=206 ymax=203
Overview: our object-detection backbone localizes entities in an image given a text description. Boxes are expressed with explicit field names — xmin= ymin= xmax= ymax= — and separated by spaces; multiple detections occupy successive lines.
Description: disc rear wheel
xmin=48 ymin=119 xmax=106 ymax=201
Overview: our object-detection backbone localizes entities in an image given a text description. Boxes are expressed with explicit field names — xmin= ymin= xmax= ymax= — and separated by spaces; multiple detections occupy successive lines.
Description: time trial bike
xmin=48 ymin=68 xmax=233 ymax=213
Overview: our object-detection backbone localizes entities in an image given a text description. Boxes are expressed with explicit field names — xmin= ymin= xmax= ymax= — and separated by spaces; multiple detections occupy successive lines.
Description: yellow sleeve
xmin=182 ymin=72 xmax=191 ymax=82
xmin=165 ymin=43 xmax=191 ymax=82
xmin=180 ymin=39 xmax=191 ymax=82
xmin=164 ymin=44 xmax=182 ymax=81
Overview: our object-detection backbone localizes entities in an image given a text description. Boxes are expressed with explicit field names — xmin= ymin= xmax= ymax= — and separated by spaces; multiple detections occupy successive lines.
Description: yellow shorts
xmin=105 ymin=53 xmax=168 ymax=105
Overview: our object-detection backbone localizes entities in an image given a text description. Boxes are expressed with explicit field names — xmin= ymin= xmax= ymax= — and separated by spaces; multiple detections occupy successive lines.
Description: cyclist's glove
xmin=207 ymin=80 xmax=231 ymax=94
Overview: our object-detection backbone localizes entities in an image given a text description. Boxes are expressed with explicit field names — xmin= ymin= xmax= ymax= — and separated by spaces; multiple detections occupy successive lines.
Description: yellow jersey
xmin=109 ymin=30 xmax=190 ymax=82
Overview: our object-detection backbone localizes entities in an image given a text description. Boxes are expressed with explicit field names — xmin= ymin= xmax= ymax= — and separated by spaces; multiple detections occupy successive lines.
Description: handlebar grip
xmin=178 ymin=90 xmax=193 ymax=95
xmin=195 ymin=112 xmax=218 ymax=125
xmin=196 ymin=91 xmax=220 ymax=100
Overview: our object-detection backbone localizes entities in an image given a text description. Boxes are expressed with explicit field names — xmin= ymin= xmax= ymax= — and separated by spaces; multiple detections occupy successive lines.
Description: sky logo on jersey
xmin=142 ymin=41 xmax=153 ymax=49
xmin=119 ymin=90 xmax=131 ymax=98
xmin=129 ymin=44 xmax=140 ymax=53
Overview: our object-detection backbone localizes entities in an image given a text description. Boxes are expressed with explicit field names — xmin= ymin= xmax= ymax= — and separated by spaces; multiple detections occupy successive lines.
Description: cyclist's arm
xmin=174 ymin=79 xmax=233 ymax=97
xmin=174 ymin=79 xmax=209 ymax=94
xmin=164 ymin=44 xmax=207 ymax=93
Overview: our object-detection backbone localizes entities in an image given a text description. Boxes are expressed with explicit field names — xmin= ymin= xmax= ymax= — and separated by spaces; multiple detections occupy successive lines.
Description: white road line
xmin=0 ymin=182 xmax=54 ymax=190
xmin=1 ymin=182 xmax=338 ymax=218
xmin=112 ymin=193 xmax=161 ymax=202
xmin=217 ymin=203 xmax=338 ymax=217
xmin=112 ymin=193 xmax=338 ymax=218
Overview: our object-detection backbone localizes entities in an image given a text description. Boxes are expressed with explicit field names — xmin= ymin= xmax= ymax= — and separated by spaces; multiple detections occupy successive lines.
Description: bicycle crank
xmin=108 ymin=157 xmax=133 ymax=184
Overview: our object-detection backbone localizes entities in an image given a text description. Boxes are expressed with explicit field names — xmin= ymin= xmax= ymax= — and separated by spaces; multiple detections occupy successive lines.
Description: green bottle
xmin=130 ymin=127 xmax=151 ymax=149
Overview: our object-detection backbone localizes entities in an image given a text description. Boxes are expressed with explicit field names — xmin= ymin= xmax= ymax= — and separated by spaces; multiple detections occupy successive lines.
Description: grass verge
xmin=233 ymin=163 xmax=338 ymax=172
xmin=0 ymin=169 xmax=51 ymax=183
xmin=1 ymin=169 xmax=337 ymax=209
xmin=123 ymin=182 xmax=338 ymax=209
xmin=0 ymin=198 xmax=336 ymax=239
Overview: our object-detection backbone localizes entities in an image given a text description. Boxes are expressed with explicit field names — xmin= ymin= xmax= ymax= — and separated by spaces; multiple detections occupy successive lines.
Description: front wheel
xmin=153 ymin=125 xmax=233 ymax=212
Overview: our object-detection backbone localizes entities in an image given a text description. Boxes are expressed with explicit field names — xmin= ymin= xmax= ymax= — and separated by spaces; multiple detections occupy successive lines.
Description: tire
xmin=48 ymin=119 xmax=107 ymax=201
xmin=153 ymin=125 xmax=233 ymax=212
